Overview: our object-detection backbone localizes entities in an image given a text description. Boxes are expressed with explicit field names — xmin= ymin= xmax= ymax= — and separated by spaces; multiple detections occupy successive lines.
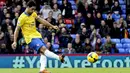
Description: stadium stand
xmin=0 ymin=0 xmax=129 ymax=54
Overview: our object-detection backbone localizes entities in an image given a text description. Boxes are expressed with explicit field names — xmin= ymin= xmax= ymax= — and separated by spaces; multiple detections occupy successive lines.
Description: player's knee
xmin=40 ymin=46 xmax=47 ymax=54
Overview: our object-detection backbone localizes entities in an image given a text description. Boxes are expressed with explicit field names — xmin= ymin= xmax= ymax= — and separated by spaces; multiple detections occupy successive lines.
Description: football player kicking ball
xmin=12 ymin=1 xmax=65 ymax=73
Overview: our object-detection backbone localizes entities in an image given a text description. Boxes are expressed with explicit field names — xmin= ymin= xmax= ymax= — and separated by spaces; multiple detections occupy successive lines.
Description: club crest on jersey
xmin=30 ymin=22 xmax=35 ymax=27
xmin=36 ymin=44 xmax=40 ymax=46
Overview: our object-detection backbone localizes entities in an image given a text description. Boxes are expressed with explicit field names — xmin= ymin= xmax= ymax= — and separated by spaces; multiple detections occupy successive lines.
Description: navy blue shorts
xmin=29 ymin=38 xmax=46 ymax=53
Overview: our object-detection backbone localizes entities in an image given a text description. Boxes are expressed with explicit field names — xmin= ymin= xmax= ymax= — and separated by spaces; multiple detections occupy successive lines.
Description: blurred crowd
xmin=0 ymin=0 xmax=129 ymax=54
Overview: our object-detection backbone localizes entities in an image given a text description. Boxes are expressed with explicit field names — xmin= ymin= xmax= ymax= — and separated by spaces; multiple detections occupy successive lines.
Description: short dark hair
xmin=27 ymin=0 xmax=36 ymax=7
xmin=105 ymin=35 xmax=110 ymax=38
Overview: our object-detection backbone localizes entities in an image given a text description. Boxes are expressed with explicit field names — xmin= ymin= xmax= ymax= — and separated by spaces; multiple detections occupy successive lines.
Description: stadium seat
xmin=54 ymin=49 xmax=58 ymax=52
xmin=122 ymin=10 xmax=126 ymax=14
xmin=120 ymin=5 xmax=126 ymax=10
xmin=128 ymin=29 xmax=130 ymax=33
xmin=112 ymin=14 xmax=120 ymax=21
xmin=57 ymin=1 xmax=62 ymax=5
xmin=40 ymin=5 xmax=43 ymax=9
xmin=72 ymin=5 xmax=77 ymax=10
xmin=101 ymin=38 xmax=106 ymax=44
xmin=120 ymin=28 xmax=123 ymax=31
xmin=102 ymin=14 xmax=107 ymax=19
xmin=125 ymin=48 xmax=130 ymax=53
xmin=121 ymin=38 xmax=130 ymax=43
xmin=112 ymin=14 xmax=120 ymax=19
xmin=111 ymin=39 xmax=120 ymax=43
xmin=121 ymin=14 xmax=126 ymax=19
xmin=69 ymin=1 xmax=75 ymax=5
xmin=66 ymin=24 xmax=72 ymax=29
xmin=119 ymin=0 xmax=124 ymax=1
xmin=64 ymin=19 xmax=73 ymax=24
xmin=123 ymin=43 xmax=130 ymax=48
xmin=52 ymin=44 xmax=59 ymax=49
xmin=62 ymin=49 xmax=65 ymax=53
xmin=116 ymin=43 xmax=123 ymax=48
xmin=119 ymin=0 xmax=125 ymax=5
xmin=70 ymin=34 xmax=76 ymax=39
xmin=118 ymin=48 xmax=125 ymax=53
xmin=114 ymin=18 xmax=120 ymax=21
xmin=52 ymin=44 xmax=60 ymax=52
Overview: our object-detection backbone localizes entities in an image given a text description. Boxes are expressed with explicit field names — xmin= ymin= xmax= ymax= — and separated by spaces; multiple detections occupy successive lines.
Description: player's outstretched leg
xmin=40 ymin=46 xmax=65 ymax=63
xmin=39 ymin=54 xmax=51 ymax=73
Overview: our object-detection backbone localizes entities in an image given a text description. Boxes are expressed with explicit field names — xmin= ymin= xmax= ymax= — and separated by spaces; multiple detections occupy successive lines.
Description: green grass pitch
xmin=0 ymin=68 xmax=130 ymax=73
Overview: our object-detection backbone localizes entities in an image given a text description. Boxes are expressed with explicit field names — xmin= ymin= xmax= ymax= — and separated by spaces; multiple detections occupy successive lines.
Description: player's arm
xmin=13 ymin=26 xmax=21 ymax=43
xmin=36 ymin=16 xmax=58 ymax=29
xmin=12 ymin=26 xmax=21 ymax=49
xmin=12 ymin=17 xmax=24 ymax=49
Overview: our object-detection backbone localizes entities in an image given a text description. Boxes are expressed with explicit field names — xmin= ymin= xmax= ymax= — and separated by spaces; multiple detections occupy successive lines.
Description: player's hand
xmin=52 ymin=26 xmax=59 ymax=30
xmin=12 ymin=42 xmax=17 ymax=49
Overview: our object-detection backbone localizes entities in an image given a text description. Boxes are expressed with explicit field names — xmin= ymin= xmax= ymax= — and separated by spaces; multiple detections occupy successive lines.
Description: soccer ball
xmin=87 ymin=52 xmax=99 ymax=63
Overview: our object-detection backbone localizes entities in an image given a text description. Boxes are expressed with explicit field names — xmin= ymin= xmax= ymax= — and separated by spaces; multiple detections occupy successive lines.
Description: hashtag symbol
xmin=13 ymin=56 xmax=25 ymax=68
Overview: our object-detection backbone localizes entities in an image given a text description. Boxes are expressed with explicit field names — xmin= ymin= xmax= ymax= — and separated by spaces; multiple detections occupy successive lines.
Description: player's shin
xmin=44 ymin=49 xmax=65 ymax=63
xmin=40 ymin=54 xmax=47 ymax=72
xmin=41 ymin=47 xmax=65 ymax=63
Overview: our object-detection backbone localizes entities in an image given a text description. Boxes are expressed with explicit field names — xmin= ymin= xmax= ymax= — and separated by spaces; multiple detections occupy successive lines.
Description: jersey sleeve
xmin=17 ymin=16 xmax=25 ymax=27
xmin=33 ymin=12 xmax=38 ymax=18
